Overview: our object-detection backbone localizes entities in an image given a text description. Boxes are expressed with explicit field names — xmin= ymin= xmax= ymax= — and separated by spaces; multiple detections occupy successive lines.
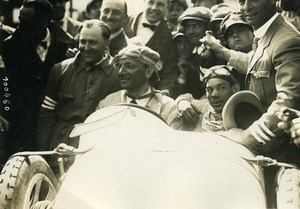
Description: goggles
xmin=203 ymin=65 xmax=237 ymax=85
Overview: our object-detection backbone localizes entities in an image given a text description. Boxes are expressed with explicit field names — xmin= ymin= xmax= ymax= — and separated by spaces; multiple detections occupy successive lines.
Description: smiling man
xmin=100 ymin=0 xmax=130 ymax=56
xmin=36 ymin=19 xmax=120 ymax=152
xmin=176 ymin=65 xmax=240 ymax=132
xmin=97 ymin=44 xmax=182 ymax=130
xmin=200 ymin=0 xmax=300 ymax=206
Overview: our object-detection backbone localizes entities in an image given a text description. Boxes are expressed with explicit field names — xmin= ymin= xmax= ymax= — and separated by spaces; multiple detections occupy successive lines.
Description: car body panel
xmin=53 ymin=105 xmax=266 ymax=209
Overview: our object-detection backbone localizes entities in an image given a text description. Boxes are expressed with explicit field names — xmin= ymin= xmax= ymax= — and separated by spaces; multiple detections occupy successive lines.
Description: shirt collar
xmin=110 ymin=28 xmax=123 ymax=40
xmin=75 ymin=52 xmax=113 ymax=76
xmin=125 ymin=87 xmax=152 ymax=106
xmin=254 ymin=13 xmax=279 ymax=39
xmin=41 ymin=28 xmax=51 ymax=43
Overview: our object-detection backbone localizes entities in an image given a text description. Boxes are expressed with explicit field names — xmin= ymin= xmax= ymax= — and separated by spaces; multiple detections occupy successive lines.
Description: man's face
xmin=238 ymin=0 xmax=276 ymax=30
xmin=145 ymin=0 xmax=168 ymax=24
xmin=184 ymin=20 xmax=207 ymax=46
xmin=18 ymin=6 xmax=46 ymax=40
xmin=167 ymin=1 xmax=185 ymax=26
xmin=51 ymin=0 xmax=67 ymax=21
xmin=117 ymin=58 xmax=149 ymax=91
xmin=175 ymin=36 xmax=193 ymax=58
xmin=100 ymin=0 xmax=127 ymax=34
xmin=79 ymin=27 xmax=108 ymax=64
xmin=226 ymin=24 xmax=254 ymax=53
xmin=206 ymin=78 xmax=236 ymax=113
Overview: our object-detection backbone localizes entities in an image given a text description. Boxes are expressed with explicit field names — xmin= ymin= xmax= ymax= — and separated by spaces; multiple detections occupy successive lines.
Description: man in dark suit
xmin=100 ymin=0 xmax=130 ymax=57
xmin=125 ymin=0 xmax=177 ymax=95
xmin=0 ymin=0 xmax=71 ymax=160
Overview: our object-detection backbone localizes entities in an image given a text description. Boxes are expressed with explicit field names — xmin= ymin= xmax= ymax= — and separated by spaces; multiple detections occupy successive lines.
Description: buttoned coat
xmin=241 ymin=14 xmax=300 ymax=165
xmin=36 ymin=53 xmax=120 ymax=151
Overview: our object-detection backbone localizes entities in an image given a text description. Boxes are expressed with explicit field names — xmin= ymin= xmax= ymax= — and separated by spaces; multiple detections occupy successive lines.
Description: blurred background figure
xmin=48 ymin=0 xmax=82 ymax=37
xmin=77 ymin=0 xmax=102 ymax=21
xmin=278 ymin=0 xmax=300 ymax=31
xmin=191 ymin=0 xmax=224 ymax=8
xmin=209 ymin=3 xmax=232 ymax=47
xmin=1 ymin=0 xmax=71 ymax=162
xmin=0 ymin=0 xmax=15 ymax=72
xmin=167 ymin=0 xmax=188 ymax=32
xmin=170 ymin=26 xmax=199 ymax=99
xmin=100 ymin=0 xmax=129 ymax=56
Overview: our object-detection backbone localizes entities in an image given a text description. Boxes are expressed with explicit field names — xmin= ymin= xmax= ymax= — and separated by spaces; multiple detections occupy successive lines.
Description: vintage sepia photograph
xmin=0 ymin=0 xmax=300 ymax=208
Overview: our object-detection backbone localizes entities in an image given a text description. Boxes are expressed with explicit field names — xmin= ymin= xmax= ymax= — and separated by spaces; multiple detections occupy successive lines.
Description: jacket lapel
xmin=247 ymin=14 xmax=284 ymax=74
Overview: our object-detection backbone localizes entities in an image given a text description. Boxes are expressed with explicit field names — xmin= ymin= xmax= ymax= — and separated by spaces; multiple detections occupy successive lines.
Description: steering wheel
xmin=115 ymin=103 xmax=168 ymax=125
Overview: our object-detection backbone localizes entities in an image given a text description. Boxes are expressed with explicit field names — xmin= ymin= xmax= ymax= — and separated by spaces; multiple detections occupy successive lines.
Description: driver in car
xmin=97 ymin=44 xmax=183 ymax=130
xmin=176 ymin=65 xmax=240 ymax=132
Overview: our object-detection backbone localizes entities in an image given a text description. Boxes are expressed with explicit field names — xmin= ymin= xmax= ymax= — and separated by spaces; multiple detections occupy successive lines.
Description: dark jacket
xmin=36 ymin=53 xmax=120 ymax=150
xmin=1 ymin=26 xmax=70 ymax=156
xmin=109 ymin=30 xmax=130 ymax=57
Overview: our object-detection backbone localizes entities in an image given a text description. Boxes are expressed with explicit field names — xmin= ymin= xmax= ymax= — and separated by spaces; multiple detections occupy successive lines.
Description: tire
xmin=276 ymin=168 xmax=300 ymax=209
xmin=0 ymin=155 xmax=59 ymax=209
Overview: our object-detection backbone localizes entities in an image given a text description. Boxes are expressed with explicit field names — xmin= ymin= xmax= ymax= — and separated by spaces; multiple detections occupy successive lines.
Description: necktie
xmin=142 ymin=23 xmax=157 ymax=31
xmin=130 ymin=99 xmax=137 ymax=104
xmin=252 ymin=37 xmax=259 ymax=52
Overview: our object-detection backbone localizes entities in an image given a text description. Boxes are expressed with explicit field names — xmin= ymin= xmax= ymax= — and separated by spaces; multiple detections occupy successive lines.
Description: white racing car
xmin=0 ymin=97 xmax=299 ymax=209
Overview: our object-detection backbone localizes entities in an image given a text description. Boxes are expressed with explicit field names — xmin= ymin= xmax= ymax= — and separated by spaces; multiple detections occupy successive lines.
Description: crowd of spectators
xmin=0 ymin=0 xmax=300 ymax=207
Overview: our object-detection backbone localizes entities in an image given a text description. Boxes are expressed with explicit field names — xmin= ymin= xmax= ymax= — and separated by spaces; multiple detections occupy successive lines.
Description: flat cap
xmin=113 ymin=44 xmax=162 ymax=83
xmin=170 ymin=0 xmax=188 ymax=10
xmin=210 ymin=3 xmax=232 ymax=24
xmin=172 ymin=25 xmax=185 ymax=40
xmin=179 ymin=6 xmax=212 ymax=25
xmin=220 ymin=11 xmax=253 ymax=36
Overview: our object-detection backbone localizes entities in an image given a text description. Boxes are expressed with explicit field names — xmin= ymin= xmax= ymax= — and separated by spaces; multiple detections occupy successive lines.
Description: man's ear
xmin=145 ymin=67 xmax=153 ymax=79
xmin=232 ymin=83 xmax=240 ymax=93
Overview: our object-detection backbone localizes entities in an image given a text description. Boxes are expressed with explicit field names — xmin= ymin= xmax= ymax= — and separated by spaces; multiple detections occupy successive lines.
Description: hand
xmin=199 ymin=33 xmax=223 ymax=59
xmin=66 ymin=48 xmax=79 ymax=58
xmin=178 ymin=100 xmax=200 ymax=125
xmin=290 ymin=118 xmax=300 ymax=147
xmin=276 ymin=107 xmax=300 ymax=147
xmin=0 ymin=115 xmax=9 ymax=132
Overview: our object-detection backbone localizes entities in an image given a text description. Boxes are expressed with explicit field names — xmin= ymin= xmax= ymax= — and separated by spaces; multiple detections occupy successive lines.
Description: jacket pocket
xmin=250 ymin=70 xmax=270 ymax=79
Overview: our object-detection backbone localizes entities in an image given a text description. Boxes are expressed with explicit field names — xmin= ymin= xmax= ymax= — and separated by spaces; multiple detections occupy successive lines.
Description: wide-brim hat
xmin=222 ymin=90 xmax=266 ymax=130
